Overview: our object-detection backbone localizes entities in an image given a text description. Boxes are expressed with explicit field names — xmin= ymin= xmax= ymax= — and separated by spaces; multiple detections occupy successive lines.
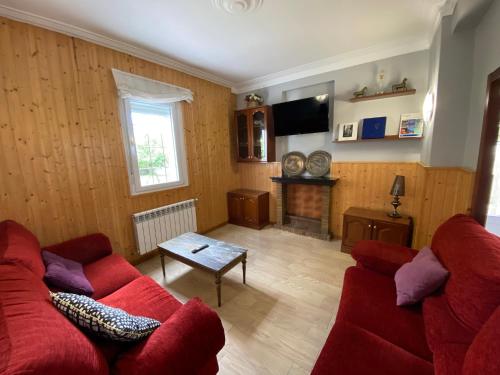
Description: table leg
xmin=215 ymin=274 xmax=221 ymax=307
xmin=160 ymin=253 xmax=165 ymax=278
xmin=242 ymin=254 xmax=247 ymax=284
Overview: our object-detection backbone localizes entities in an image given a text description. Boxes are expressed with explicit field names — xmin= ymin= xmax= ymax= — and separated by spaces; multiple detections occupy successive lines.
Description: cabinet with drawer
xmin=227 ymin=189 xmax=269 ymax=229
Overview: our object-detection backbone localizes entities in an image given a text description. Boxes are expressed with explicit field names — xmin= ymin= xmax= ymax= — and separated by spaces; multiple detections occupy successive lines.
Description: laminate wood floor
xmin=136 ymin=224 xmax=355 ymax=375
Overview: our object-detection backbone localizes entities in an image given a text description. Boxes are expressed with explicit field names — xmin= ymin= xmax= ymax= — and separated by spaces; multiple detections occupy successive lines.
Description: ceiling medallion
xmin=212 ymin=0 xmax=263 ymax=14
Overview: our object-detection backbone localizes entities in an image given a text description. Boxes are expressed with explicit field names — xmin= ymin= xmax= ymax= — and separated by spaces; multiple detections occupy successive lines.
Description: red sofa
xmin=312 ymin=214 xmax=500 ymax=375
xmin=0 ymin=220 xmax=225 ymax=375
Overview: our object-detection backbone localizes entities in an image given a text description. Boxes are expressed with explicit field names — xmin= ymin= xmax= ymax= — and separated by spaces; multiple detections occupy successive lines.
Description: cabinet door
xmin=236 ymin=111 xmax=250 ymax=160
xmin=250 ymin=108 xmax=267 ymax=161
xmin=343 ymin=216 xmax=372 ymax=248
xmin=228 ymin=194 xmax=243 ymax=223
xmin=372 ymin=221 xmax=409 ymax=246
xmin=242 ymin=196 xmax=259 ymax=225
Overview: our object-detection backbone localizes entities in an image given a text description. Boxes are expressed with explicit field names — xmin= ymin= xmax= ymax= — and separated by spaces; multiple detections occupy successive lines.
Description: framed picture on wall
xmin=336 ymin=122 xmax=358 ymax=141
xmin=399 ymin=113 xmax=424 ymax=138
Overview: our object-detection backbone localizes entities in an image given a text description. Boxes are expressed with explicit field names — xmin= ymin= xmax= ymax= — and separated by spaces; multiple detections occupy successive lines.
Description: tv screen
xmin=272 ymin=95 xmax=329 ymax=136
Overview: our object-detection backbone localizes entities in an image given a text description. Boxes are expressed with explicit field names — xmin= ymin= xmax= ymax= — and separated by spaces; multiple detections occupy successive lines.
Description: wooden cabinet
xmin=235 ymin=106 xmax=275 ymax=162
xmin=341 ymin=207 xmax=412 ymax=253
xmin=227 ymin=189 xmax=269 ymax=229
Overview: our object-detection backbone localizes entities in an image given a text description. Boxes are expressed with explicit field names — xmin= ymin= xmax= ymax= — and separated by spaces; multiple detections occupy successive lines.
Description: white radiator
xmin=133 ymin=199 xmax=197 ymax=255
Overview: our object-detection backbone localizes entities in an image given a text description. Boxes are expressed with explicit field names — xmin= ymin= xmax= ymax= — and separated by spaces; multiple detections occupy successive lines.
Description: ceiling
xmin=0 ymin=0 xmax=455 ymax=92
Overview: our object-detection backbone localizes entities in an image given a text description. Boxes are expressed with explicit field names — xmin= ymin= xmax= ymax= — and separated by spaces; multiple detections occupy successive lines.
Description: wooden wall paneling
xmin=0 ymin=17 xmax=237 ymax=262
xmin=0 ymin=19 xmax=33 ymax=233
xmin=238 ymin=162 xmax=280 ymax=223
xmin=1 ymin=18 xmax=476 ymax=261
xmin=411 ymin=162 xmax=427 ymax=248
xmin=412 ymin=166 xmax=475 ymax=248
xmin=236 ymin=161 xmax=474 ymax=248
xmin=329 ymin=162 xmax=419 ymax=239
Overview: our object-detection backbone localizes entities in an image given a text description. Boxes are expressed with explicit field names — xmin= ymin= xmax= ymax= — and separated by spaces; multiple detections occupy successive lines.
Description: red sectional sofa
xmin=0 ymin=220 xmax=225 ymax=375
xmin=312 ymin=214 xmax=500 ymax=375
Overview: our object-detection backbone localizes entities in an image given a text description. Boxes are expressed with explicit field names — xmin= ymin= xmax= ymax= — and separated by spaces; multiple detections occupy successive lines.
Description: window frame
xmin=119 ymin=98 xmax=189 ymax=196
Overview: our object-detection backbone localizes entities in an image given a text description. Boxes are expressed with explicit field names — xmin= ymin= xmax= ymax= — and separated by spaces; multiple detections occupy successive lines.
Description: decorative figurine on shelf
xmin=353 ymin=86 xmax=368 ymax=98
xmin=245 ymin=93 xmax=263 ymax=108
xmin=388 ymin=175 xmax=405 ymax=218
xmin=392 ymin=78 xmax=408 ymax=93
xmin=376 ymin=70 xmax=385 ymax=94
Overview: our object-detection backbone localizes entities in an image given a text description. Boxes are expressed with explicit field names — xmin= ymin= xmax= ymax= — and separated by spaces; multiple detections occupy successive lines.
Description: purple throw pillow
xmin=394 ymin=246 xmax=449 ymax=306
xmin=42 ymin=251 xmax=94 ymax=296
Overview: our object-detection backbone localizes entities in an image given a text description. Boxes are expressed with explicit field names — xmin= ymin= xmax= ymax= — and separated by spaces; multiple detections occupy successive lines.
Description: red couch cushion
xmin=98 ymin=276 xmax=181 ymax=323
xmin=95 ymin=276 xmax=183 ymax=363
xmin=84 ymin=254 xmax=142 ymax=299
xmin=463 ymin=307 xmax=500 ymax=375
xmin=198 ymin=358 xmax=219 ymax=375
xmin=352 ymin=240 xmax=418 ymax=277
xmin=336 ymin=266 xmax=432 ymax=360
xmin=311 ymin=320 xmax=433 ymax=375
xmin=0 ymin=301 xmax=10 ymax=374
xmin=113 ymin=298 xmax=225 ymax=375
xmin=0 ymin=262 xmax=107 ymax=375
xmin=0 ymin=220 xmax=45 ymax=278
xmin=432 ymin=343 xmax=468 ymax=375
xmin=43 ymin=233 xmax=113 ymax=265
xmin=423 ymin=295 xmax=476 ymax=352
xmin=431 ymin=214 xmax=500 ymax=332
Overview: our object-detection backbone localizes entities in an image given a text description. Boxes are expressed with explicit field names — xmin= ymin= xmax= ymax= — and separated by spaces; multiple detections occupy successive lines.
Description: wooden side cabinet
xmin=341 ymin=207 xmax=413 ymax=253
xmin=235 ymin=106 xmax=275 ymax=162
xmin=228 ymin=189 xmax=269 ymax=229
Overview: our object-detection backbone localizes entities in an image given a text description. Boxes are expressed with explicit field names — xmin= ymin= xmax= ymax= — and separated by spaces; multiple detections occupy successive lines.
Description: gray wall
xmin=422 ymin=2 xmax=499 ymax=169
xmin=235 ymin=0 xmax=500 ymax=169
xmin=463 ymin=0 xmax=500 ymax=169
xmin=421 ymin=23 xmax=442 ymax=166
xmin=426 ymin=16 xmax=475 ymax=167
xmin=237 ymin=51 xmax=429 ymax=162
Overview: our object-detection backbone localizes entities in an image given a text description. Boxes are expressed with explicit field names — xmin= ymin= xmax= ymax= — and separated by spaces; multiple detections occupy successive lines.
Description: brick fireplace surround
xmin=270 ymin=176 xmax=338 ymax=240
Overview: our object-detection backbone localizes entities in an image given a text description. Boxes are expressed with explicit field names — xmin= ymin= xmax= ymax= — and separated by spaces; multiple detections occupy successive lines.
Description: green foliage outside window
xmin=136 ymin=136 xmax=168 ymax=179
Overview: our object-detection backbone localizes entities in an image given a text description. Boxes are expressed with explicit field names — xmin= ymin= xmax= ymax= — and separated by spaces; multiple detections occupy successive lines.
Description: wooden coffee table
xmin=158 ymin=232 xmax=247 ymax=307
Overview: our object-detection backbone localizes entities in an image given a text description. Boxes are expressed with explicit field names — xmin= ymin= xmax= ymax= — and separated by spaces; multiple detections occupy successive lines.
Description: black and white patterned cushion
xmin=51 ymin=292 xmax=161 ymax=342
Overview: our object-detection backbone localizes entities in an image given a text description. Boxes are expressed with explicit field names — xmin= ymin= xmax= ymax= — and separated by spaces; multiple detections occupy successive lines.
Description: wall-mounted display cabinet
xmin=235 ymin=106 xmax=275 ymax=162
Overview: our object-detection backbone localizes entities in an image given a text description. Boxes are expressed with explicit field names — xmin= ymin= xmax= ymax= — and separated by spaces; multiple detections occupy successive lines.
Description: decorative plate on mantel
xmin=282 ymin=151 xmax=306 ymax=177
xmin=306 ymin=150 xmax=332 ymax=177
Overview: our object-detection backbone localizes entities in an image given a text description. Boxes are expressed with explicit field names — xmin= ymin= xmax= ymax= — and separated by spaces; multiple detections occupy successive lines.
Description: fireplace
xmin=270 ymin=175 xmax=338 ymax=240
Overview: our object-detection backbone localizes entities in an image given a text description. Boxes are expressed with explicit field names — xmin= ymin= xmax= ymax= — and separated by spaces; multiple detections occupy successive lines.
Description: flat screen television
xmin=272 ymin=95 xmax=329 ymax=136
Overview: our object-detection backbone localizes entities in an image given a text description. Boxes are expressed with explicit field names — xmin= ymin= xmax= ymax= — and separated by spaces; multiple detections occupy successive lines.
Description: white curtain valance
xmin=111 ymin=68 xmax=193 ymax=103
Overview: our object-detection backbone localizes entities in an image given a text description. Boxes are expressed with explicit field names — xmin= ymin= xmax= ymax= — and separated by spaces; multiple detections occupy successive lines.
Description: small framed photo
xmin=337 ymin=122 xmax=358 ymax=141
xmin=399 ymin=113 xmax=424 ymax=138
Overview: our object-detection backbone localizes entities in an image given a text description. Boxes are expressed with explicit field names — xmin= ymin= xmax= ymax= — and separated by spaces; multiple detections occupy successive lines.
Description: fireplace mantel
xmin=270 ymin=176 xmax=338 ymax=186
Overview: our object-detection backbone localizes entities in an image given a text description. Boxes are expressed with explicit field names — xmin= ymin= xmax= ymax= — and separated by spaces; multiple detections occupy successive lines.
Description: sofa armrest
xmin=114 ymin=298 xmax=225 ymax=375
xmin=351 ymin=240 xmax=418 ymax=277
xmin=42 ymin=233 xmax=113 ymax=265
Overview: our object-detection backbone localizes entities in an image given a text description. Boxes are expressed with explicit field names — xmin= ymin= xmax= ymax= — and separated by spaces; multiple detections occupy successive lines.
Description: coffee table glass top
xmin=158 ymin=232 xmax=247 ymax=272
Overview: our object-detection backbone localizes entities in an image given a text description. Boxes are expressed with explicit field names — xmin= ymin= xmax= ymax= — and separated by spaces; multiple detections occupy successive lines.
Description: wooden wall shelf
xmin=349 ymin=89 xmax=416 ymax=102
xmin=333 ymin=135 xmax=423 ymax=143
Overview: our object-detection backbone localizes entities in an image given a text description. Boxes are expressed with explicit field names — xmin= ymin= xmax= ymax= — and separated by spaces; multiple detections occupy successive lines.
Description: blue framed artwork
xmin=362 ymin=117 xmax=386 ymax=139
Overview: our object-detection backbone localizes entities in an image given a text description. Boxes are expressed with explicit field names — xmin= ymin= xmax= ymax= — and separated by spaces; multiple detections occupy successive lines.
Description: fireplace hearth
xmin=270 ymin=176 xmax=338 ymax=240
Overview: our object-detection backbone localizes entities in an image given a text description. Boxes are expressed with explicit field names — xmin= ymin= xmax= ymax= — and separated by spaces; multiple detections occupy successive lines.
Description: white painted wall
xmin=237 ymin=51 xmax=429 ymax=162
xmin=463 ymin=0 xmax=500 ymax=169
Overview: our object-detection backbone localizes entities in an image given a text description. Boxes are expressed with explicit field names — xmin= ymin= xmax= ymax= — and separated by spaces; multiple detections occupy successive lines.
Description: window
xmin=111 ymin=68 xmax=192 ymax=195
xmin=121 ymin=99 xmax=188 ymax=195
